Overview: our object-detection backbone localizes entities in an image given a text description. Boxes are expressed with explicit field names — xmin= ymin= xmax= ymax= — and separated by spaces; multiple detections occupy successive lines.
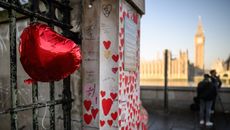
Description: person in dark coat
xmin=197 ymin=74 xmax=217 ymax=127
xmin=210 ymin=69 xmax=222 ymax=113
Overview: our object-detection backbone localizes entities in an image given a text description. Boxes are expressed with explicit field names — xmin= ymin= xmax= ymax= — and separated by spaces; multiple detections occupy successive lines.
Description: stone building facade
xmin=211 ymin=57 xmax=230 ymax=86
xmin=140 ymin=50 xmax=193 ymax=86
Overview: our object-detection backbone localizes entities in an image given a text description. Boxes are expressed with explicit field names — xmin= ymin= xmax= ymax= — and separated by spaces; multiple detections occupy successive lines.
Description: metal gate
xmin=0 ymin=0 xmax=80 ymax=130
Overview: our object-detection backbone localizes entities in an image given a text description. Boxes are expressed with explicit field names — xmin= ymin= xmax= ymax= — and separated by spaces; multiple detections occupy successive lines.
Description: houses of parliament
xmin=140 ymin=17 xmax=206 ymax=86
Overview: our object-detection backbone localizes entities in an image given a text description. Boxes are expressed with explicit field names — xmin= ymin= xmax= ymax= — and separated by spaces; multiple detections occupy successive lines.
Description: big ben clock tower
xmin=194 ymin=16 xmax=205 ymax=70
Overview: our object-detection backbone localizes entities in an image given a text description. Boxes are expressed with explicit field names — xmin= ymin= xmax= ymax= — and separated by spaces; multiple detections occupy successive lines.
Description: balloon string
xmin=42 ymin=103 xmax=50 ymax=130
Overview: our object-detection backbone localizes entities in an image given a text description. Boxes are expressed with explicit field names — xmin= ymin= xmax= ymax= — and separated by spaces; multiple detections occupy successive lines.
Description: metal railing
xmin=0 ymin=0 xmax=80 ymax=130
xmin=141 ymin=85 xmax=230 ymax=93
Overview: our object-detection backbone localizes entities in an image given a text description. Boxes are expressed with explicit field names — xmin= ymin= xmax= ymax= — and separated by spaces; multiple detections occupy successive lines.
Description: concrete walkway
xmin=142 ymin=100 xmax=230 ymax=130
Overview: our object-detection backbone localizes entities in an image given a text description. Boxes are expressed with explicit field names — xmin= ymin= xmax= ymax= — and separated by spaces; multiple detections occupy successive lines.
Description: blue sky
xmin=140 ymin=0 xmax=230 ymax=69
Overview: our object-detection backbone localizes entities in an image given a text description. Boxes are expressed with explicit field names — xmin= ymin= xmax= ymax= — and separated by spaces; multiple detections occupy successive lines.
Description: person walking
xmin=197 ymin=74 xmax=217 ymax=127
xmin=210 ymin=69 xmax=222 ymax=113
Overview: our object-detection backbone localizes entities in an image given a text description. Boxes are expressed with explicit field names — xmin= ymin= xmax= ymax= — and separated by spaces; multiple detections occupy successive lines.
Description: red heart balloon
xmin=19 ymin=23 xmax=81 ymax=82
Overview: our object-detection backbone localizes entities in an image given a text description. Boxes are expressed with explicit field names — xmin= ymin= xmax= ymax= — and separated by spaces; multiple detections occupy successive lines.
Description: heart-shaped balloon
xmin=19 ymin=23 xmax=81 ymax=82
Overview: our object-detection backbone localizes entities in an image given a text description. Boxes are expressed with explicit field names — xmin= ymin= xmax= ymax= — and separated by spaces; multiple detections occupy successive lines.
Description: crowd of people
xmin=197 ymin=69 xmax=222 ymax=127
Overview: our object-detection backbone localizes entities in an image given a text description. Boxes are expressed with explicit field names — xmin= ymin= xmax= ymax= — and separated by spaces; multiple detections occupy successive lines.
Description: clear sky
xmin=140 ymin=0 xmax=230 ymax=69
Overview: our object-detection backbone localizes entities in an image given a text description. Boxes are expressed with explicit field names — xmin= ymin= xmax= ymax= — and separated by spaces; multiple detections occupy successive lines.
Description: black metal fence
xmin=0 ymin=0 xmax=80 ymax=130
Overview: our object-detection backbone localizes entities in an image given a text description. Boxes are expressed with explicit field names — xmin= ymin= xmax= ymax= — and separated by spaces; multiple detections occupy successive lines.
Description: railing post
xmin=63 ymin=76 xmax=72 ymax=130
xmin=30 ymin=0 xmax=39 ymax=129
xmin=9 ymin=0 xmax=18 ymax=129
xmin=164 ymin=49 xmax=168 ymax=113
xmin=61 ymin=0 xmax=72 ymax=129
xmin=47 ymin=1 xmax=56 ymax=129
xmin=32 ymin=82 xmax=38 ymax=130
xmin=49 ymin=81 xmax=55 ymax=130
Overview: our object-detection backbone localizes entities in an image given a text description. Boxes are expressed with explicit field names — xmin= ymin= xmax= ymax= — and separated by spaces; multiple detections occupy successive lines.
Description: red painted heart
xmin=91 ymin=108 xmax=99 ymax=119
xmin=100 ymin=120 xmax=105 ymax=127
xmin=103 ymin=40 xmax=111 ymax=50
xmin=110 ymin=92 xmax=117 ymax=100
xmin=84 ymin=114 xmax=92 ymax=124
xmin=118 ymin=108 xmax=122 ymax=115
xmin=136 ymin=122 xmax=140 ymax=129
xmin=121 ymin=28 xmax=124 ymax=34
xmin=119 ymin=46 xmax=122 ymax=51
xmin=126 ymin=87 xmax=129 ymax=93
xmin=132 ymin=77 xmax=135 ymax=83
xmin=123 ymin=11 xmax=126 ymax=18
xmin=112 ymin=67 xmax=118 ymax=74
xmin=130 ymin=84 xmax=134 ymax=92
xmin=120 ymin=17 xmax=123 ymax=23
xmin=120 ymin=38 xmax=124 ymax=47
xmin=120 ymin=52 xmax=123 ymax=60
xmin=120 ymin=74 xmax=123 ymax=80
xmin=102 ymin=98 xmax=113 ymax=116
xmin=19 ymin=23 xmax=81 ymax=82
xmin=119 ymin=120 xmax=122 ymax=126
xmin=112 ymin=54 xmax=119 ymax=62
xmin=111 ymin=112 xmax=118 ymax=120
xmin=100 ymin=91 xmax=106 ymax=97
xmin=125 ymin=76 xmax=128 ymax=85
xmin=119 ymin=82 xmax=122 ymax=88
xmin=133 ymin=13 xmax=139 ymax=24
xmin=107 ymin=120 xmax=113 ymax=127
xmin=119 ymin=90 xmax=122 ymax=95
xmin=84 ymin=100 xmax=92 ymax=112
xmin=130 ymin=95 xmax=133 ymax=99
xmin=127 ymin=13 xmax=130 ymax=18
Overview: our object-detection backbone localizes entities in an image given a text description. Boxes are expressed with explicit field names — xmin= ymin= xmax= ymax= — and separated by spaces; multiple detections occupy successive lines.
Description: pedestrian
xmin=197 ymin=74 xmax=217 ymax=127
xmin=210 ymin=69 xmax=222 ymax=113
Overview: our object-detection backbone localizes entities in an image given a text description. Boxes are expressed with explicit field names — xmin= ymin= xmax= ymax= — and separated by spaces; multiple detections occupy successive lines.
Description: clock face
xmin=197 ymin=37 xmax=203 ymax=44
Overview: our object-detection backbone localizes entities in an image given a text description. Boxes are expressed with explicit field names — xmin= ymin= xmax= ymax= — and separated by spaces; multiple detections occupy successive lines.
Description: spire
xmin=198 ymin=16 xmax=202 ymax=26
xmin=196 ymin=16 xmax=204 ymax=36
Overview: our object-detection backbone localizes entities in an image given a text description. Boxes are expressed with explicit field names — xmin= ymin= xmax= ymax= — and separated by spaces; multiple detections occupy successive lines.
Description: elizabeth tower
xmin=194 ymin=16 xmax=205 ymax=70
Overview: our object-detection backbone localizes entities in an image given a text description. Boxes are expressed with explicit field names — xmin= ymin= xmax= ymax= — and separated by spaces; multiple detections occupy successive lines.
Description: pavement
xmin=142 ymin=100 xmax=230 ymax=130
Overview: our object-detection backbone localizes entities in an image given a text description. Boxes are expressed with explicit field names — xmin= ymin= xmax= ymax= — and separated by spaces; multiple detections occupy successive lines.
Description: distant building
xmin=140 ymin=50 xmax=194 ymax=86
xmin=211 ymin=57 xmax=230 ymax=86
xmin=140 ymin=17 xmax=206 ymax=86
xmin=194 ymin=16 xmax=205 ymax=71
xmin=224 ymin=55 xmax=230 ymax=70
xmin=211 ymin=59 xmax=225 ymax=73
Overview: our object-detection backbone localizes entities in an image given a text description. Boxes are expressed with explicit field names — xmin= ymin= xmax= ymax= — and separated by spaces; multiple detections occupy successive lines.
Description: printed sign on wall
xmin=124 ymin=16 xmax=137 ymax=71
